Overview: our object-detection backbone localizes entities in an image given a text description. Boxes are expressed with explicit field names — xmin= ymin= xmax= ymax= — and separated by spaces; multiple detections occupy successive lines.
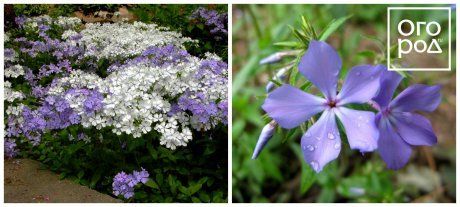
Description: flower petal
xmin=377 ymin=117 xmax=412 ymax=170
xmin=301 ymin=109 xmax=341 ymax=173
xmin=392 ymin=112 xmax=437 ymax=146
xmin=337 ymin=64 xmax=383 ymax=105
xmin=390 ymin=84 xmax=441 ymax=113
xmin=262 ymin=84 xmax=326 ymax=129
xmin=335 ymin=107 xmax=378 ymax=152
xmin=372 ymin=70 xmax=403 ymax=109
xmin=298 ymin=40 xmax=341 ymax=100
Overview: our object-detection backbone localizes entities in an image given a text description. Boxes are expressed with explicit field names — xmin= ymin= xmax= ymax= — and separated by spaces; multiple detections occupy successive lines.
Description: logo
xmin=387 ymin=7 xmax=451 ymax=71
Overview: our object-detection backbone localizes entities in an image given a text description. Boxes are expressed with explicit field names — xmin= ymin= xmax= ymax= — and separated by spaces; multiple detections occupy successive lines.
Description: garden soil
xmin=4 ymin=159 xmax=120 ymax=203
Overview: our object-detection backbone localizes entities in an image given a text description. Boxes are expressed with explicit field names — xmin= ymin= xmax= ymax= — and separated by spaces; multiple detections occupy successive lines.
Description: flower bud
xmin=259 ymin=51 xmax=299 ymax=65
xmin=259 ymin=53 xmax=283 ymax=65
xmin=252 ymin=121 xmax=277 ymax=159
xmin=265 ymin=64 xmax=293 ymax=93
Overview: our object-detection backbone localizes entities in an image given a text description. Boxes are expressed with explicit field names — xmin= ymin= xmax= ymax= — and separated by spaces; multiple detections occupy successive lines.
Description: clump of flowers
xmin=4 ymin=16 xmax=227 ymax=156
xmin=190 ymin=7 xmax=228 ymax=41
xmin=112 ymin=168 xmax=150 ymax=199
xmin=4 ymin=139 xmax=18 ymax=158
xmin=254 ymin=39 xmax=441 ymax=172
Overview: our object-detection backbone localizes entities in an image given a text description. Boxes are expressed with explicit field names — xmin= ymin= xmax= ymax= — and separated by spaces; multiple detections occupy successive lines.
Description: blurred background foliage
xmin=7 ymin=4 xmax=228 ymax=60
xmin=232 ymin=4 xmax=456 ymax=203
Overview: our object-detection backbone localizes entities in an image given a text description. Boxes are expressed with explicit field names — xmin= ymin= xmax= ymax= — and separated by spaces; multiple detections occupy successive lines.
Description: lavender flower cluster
xmin=4 ymin=15 xmax=228 ymax=158
xmin=112 ymin=168 xmax=150 ymax=199
xmin=190 ymin=7 xmax=228 ymax=41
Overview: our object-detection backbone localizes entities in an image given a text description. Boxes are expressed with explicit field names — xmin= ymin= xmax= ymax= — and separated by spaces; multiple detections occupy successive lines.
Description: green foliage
xmin=17 ymin=125 xmax=228 ymax=203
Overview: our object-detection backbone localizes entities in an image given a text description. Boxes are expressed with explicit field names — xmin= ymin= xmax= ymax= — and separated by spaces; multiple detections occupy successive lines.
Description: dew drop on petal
xmin=356 ymin=72 xmax=361 ymax=76
xmin=310 ymin=161 xmax=319 ymax=171
xmin=327 ymin=132 xmax=335 ymax=140
xmin=306 ymin=132 xmax=311 ymax=138
xmin=315 ymin=136 xmax=321 ymax=141
xmin=334 ymin=142 xmax=340 ymax=150
xmin=307 ymin=145 xmax=314 ymax=151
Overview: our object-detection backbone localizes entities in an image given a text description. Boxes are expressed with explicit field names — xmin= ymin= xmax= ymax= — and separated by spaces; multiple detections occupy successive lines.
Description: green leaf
xmin=198 ymin=192 xmax=211 ymax=202
xmin=319 ymin=15 xmax=352 ymax=41
xmin=357 ymin=50 xmax=376 ymax=58
xmin=274 ymin=41 xmax=302 ymax=48
xmin=77 ymin=170 xmax=84 ymax=179
xmin=191 ymin=196 xmax=201 ymax=203
xmin=168 ymin=174 xmax=177 ymax=195
xmin=188 ymin=183 xmax=202 ymax=195
xmin=178 ymin=186 xmax=189 ymax=195
xmin=145 ymin=179 xmax=159 ymax=189
xmin=58 ymin=172 xmax=67 ymax=180
xmin=90 ymin=169 xmax=103 ymax=188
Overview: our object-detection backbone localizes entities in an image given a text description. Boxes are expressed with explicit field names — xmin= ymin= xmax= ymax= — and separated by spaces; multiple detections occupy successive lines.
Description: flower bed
xmin=5 ymin=10 xmax=228 ymax=202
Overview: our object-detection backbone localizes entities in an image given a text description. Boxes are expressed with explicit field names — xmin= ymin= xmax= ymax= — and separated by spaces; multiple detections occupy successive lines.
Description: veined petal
xmin=301 ymin=109 xmax=341 ymax=173
xmin=262 ymin=84 xmax=326 ymax=129
xmin=390 ymin=84 xmax=441 ymax=113
xmin=335 ymin=107 xmax=378 ymax=152
xmin=298 ymin=40 xmax=341 ymax=100
xmin=337 ymin=64 xmax=383 ymax=105
xmin=391 ymin=112 xmax=437 ymax=146
xmin=377 ymin=117 xmax=412 ymax=170
xmin=372 ymin=70 xmax=403 ymax=109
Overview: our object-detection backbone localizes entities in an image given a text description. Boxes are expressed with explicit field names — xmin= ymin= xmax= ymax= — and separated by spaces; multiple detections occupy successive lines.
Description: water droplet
xmin=327 ymin=132 xmax=335 ymax=140
xmin=314 ymin=145 xmax=318 ymax=149
xmin=315 ymin=136 xmax=321 ymax=141
xmin=310 ymin=161 xmax=319 ymax=171
xmin=358 ymin=115 xmax=363 ymax=120
xmin=356 ymin=72 xmax=361 ymax=76
xmin=302 ymin=145 xmax=306 ymax=150
xmin=357 ymin=123 xmax=362 ymax=128
xmin=334 ymin=142 xmax=340 ymax=150
xmin=306 ymin=132 xmax=311 ymax=138
xmin=307 ymin=145 xmax=314 ymax=151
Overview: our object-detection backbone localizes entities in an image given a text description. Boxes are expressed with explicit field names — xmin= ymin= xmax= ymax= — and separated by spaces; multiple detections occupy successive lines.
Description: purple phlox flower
xmin=24 ymin=68 xmax=37 ymax=86
xmin=83 ymin=90 xmax=104 ymax=114
xmin=261 ymin=40 xmax=383 ymax=172
xmin=38 ymin=24 xmax=51 ymax=37
xmin=112 ymin=168 xmax=150 ymax=199
xmin=5 ymin=138 xmax=18 ymax=158
xmin=32 ymin=85 xmax=49 ymax=99
xmin=177 ymin=92 xmax=219 ymax=124
xmin=196 ymin=59 xmax=228 ymax=79
xmin=15 ymin=16 xmax=26 ymax=27
xmin=4 ymin=48 xmax=16 ymax=61
xmin=142 ymin=44 xmax=190 ymax=67
xmin=132 ymin=168 xmax=150 ymax=184
xmin=190 ymin=7 xmax=228 ymax=41
xmin=112 ymin=171 xmax=135 ymax=199
xmin=372 ymin=69 xmax=441 ymax=170
xmin=55 ymin=99 xmax=70 ymax=112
